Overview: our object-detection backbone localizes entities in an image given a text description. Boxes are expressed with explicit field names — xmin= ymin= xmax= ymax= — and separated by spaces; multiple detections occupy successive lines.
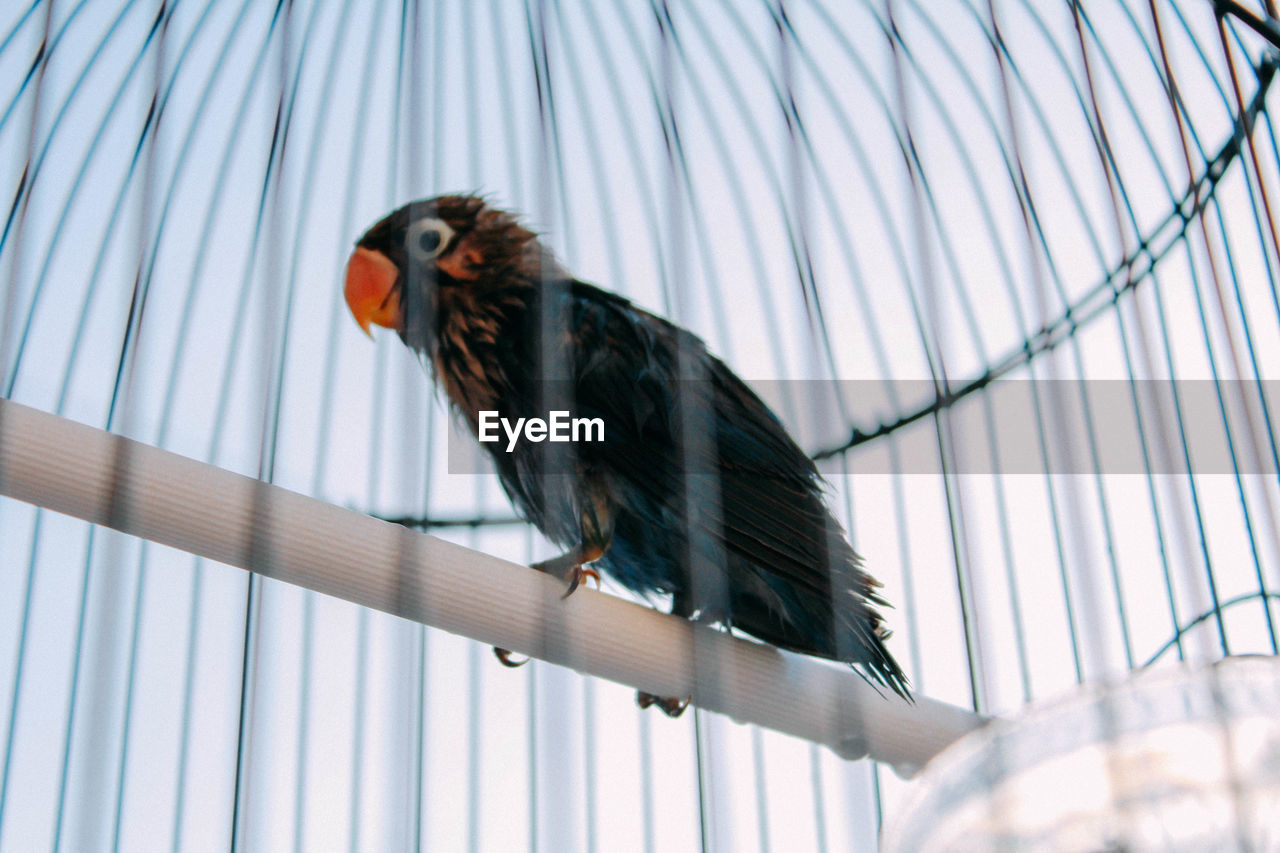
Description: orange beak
xmin=344 ymin=247 xmax=402 ymax=337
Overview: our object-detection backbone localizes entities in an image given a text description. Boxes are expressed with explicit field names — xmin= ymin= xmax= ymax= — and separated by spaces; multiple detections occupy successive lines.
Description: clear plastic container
xmin=881 ymin=657 xmax=1280 ymax=852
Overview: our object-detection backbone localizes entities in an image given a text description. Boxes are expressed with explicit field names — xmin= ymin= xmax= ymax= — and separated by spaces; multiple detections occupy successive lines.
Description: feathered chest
xmin=429 ymin=285 xmax=543 ymax=423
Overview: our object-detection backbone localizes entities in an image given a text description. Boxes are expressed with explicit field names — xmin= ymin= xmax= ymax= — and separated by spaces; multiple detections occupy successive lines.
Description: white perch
xmin=0 ymin=396 xmax=985 ymax=774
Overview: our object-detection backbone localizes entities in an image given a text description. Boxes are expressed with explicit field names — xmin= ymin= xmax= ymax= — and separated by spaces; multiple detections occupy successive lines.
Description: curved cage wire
xmin=1 ymin=0 xmax=1279 ymax=850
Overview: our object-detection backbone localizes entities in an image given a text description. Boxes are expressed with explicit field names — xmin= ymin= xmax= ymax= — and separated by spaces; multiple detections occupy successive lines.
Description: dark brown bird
xmin=344 ymin=195 xmax=909 ymax=710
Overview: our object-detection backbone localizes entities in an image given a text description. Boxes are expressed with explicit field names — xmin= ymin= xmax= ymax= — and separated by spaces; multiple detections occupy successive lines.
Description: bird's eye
xmin=407 ymin=217 xmax=455 ymax=261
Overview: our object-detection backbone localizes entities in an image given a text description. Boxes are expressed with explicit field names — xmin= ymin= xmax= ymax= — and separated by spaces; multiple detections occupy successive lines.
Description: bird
xmin=343 ymin=194 xmax=909 ymax=712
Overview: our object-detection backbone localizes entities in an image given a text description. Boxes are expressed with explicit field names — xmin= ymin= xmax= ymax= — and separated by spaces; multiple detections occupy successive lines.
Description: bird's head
xmin=344 ymin=194 xmax=556 ymax=350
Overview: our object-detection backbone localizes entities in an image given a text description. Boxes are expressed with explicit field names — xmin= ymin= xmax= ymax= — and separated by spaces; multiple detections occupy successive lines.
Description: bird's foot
xmin=532 ymin=543 xmax=605 ymax=599
xmin=560 ymin=565 xmax=601 ymax=599
xmin=493 ymin=647 xmax=529 ymax=668
xmin=637 ymin=691 xmax=691 ymax=718
xmin=535 ymin=555 xmax=604 ymax=594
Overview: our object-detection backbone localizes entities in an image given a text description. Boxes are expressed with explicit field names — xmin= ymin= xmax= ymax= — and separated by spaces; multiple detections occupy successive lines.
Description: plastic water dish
xmin=882 ymin=657 xmax=1280 ymax=852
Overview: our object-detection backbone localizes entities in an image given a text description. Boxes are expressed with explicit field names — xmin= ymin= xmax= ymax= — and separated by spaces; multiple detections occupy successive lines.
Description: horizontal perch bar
xmin=0 ymin=397 xmax=985 ymax=773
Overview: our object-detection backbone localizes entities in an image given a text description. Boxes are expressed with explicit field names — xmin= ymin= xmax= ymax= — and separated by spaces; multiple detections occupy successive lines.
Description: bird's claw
xmin=494 ymin=561 xmax=600 ymax=668
xmin=637 ymin=691 xmax=691 ymax=718
xmin=558 ymin=565 xmax=601 ymax=599
xmin=494 ymin=647 xmax=529 ymax=667
xmin=530 ymin=545 xmax=605 ymax=599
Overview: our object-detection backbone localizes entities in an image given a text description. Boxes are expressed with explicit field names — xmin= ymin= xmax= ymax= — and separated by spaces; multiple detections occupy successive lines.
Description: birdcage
xmin=1 ymin=1 xmax=1278 ymax=851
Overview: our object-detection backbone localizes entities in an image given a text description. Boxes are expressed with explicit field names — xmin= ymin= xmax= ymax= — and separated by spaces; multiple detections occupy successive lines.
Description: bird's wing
xmin=512 ymin=281 xmax=906 ymax=695
xmin=559 ymin=282 xmax=879 ymax=607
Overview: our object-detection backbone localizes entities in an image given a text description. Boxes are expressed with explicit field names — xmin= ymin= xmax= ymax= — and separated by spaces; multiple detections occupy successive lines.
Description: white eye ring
xmin=407 ymin=217 xmax=455 ymax=261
